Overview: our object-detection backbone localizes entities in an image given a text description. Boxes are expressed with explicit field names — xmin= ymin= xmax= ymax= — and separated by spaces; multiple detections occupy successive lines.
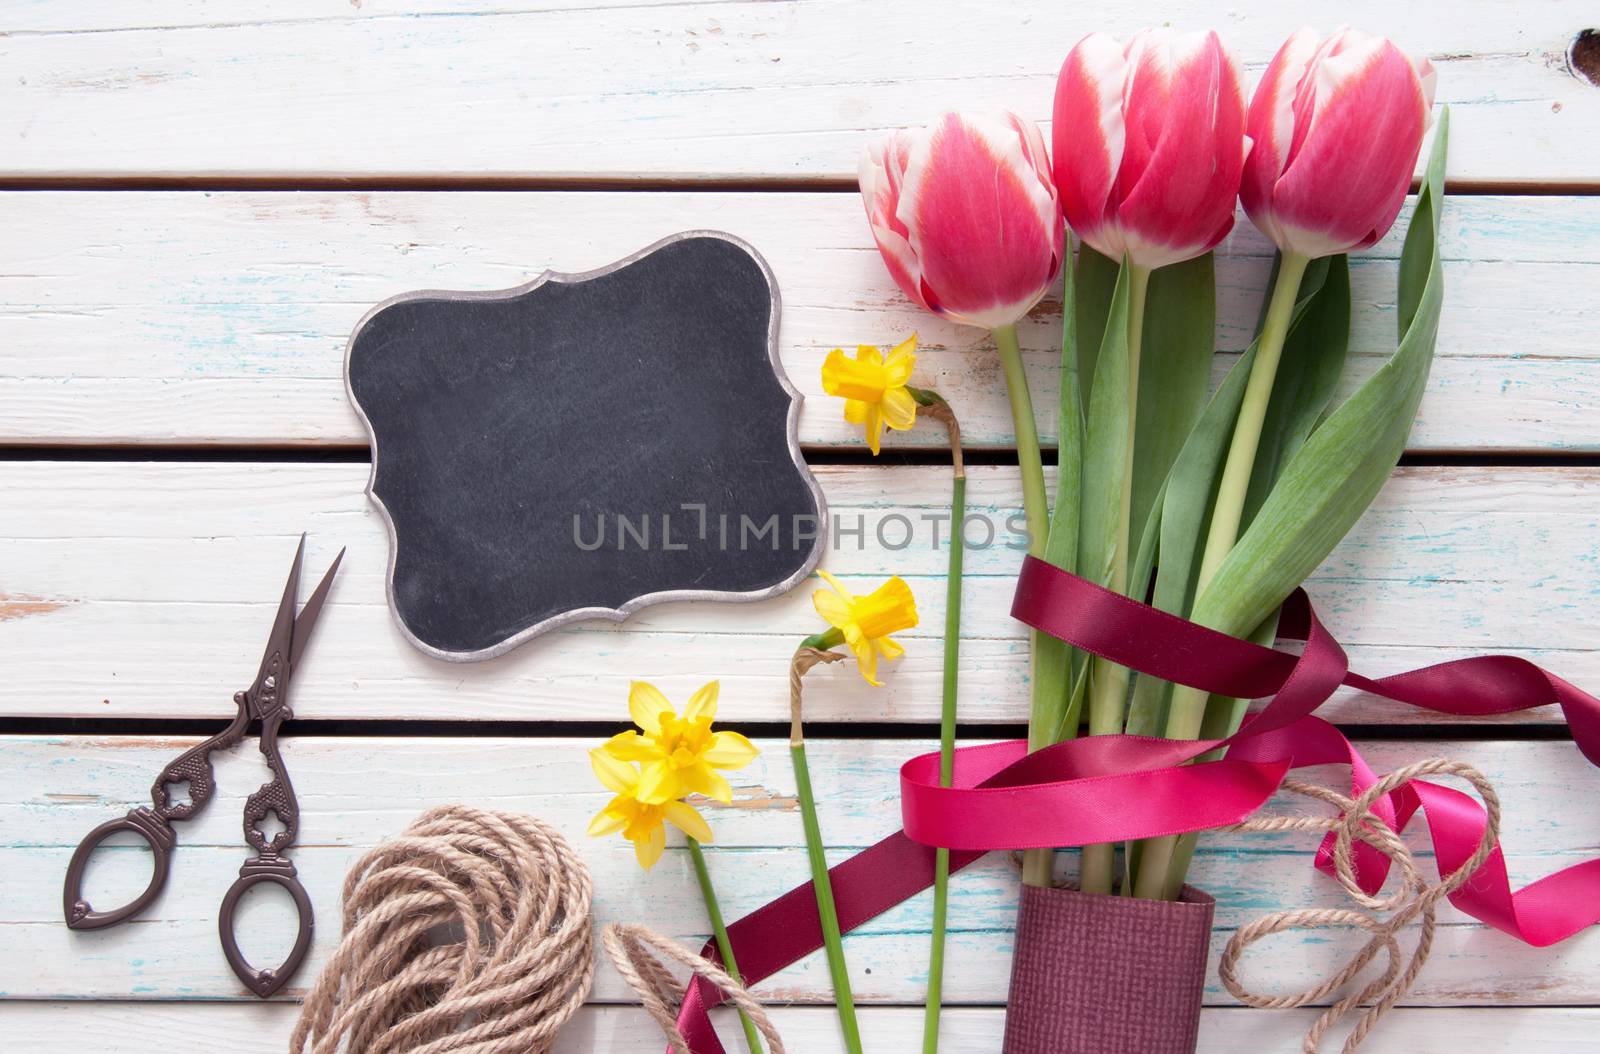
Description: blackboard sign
xmin=346 ymin=231 xmax=826 ymax=661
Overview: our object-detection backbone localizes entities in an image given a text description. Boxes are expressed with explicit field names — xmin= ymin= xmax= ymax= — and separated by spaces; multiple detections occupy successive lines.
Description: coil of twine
xmin=1220 ymin=758 xmax=1502 ymax=1054
xmin=290 ymin=805 xmax=595 ymax=1054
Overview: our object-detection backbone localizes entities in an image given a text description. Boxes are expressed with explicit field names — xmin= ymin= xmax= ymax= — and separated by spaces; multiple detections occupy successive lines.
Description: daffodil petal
xmin=590 ymin=748 xmax=639 ymax=795
xmin=663 ymin=800 xmax=715 ymax=843
xmin=812 ymin=587 xmax=852 ymax=628
xmin=881 ymin=386 xmax=918 ymax=431
xmin=683 ymin=680 xmax=719 ymax=722
xmin=876 ymin=635 xmax=906 ymax=659
xmin=634 ymin=760 xmax=679 ymax=805
xmin=682 ymin=765 xmax=734 ymax=803
xmin=864 ymin=405 xmax=884 ymax=455
xmin=856 ymin=344 xmax=885 ymax=366
xmin=602 ymin=729 xmax=661 ymax=763
xmin=816 ymin=569 xmax=855 ymax=601
xmin=843 ymin=399 xmax=869 ymax=425
xmin=587 ymin=806 xmax=627 ymax=837
xmin=634 ymin=823 xmax=667 ymax=869
xmin=703 ymin=729 xmax=759 ymax=769
xmin=628 ymin=681 xmax=672 ymax=735
xmin=849 ymin=633 xmax=881 ymax=686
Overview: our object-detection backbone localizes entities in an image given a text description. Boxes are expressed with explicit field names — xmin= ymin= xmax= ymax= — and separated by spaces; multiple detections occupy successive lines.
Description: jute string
xmin=1219 ymin=758 xmax=1502 ymax=1053
xmin=290 ymin=805 xmax=594 ymax=1054
xmin=603 ymin=923 xmax=788 ymax=1054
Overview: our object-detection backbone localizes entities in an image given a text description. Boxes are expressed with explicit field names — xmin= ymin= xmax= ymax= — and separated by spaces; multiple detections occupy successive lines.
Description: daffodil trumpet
xmin=588 ymin=681 xmax=766 ymax=1054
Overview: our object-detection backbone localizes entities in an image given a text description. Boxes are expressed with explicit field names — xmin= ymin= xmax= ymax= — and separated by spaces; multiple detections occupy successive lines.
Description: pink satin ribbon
xmin=671 ymin=555 xmax=1600 ymax=1052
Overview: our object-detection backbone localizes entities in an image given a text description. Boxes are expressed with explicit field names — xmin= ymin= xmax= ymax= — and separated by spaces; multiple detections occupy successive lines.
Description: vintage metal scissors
xmin=62 ymin=535 xmax=343 ymax=998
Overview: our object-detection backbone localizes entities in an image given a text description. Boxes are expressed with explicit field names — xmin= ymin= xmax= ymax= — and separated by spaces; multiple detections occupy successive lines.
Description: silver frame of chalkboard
xmin=345 ymin=229 xmax=828 ymax=663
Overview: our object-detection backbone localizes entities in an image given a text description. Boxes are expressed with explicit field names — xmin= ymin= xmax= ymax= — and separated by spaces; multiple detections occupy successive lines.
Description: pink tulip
xmin=859 ymin=112 xmax=1063 ymax=330
xmin=1241 ymin=27 xmax=1437 ymax=259
xmin=1052 ymin=29 xmax=1248 ymax=272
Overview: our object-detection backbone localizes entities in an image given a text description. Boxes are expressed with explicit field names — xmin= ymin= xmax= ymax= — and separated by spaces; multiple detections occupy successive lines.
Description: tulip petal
xmin=1117 ymin=30 xmax=1248 ymax=268
xmin=1053 ymin=32 xmax=1128 ymax=259
xmin=895 ymin=111 xmax=1060 ymax=329
xmin=663 ymin=800 xmax=715 ymax=843
xmin=1268 ymin=34 xmax=1430 ymax=256
xmin=704 ymin=729 xmax=759 ymax=768
xmin=859 ymin=139 xmax=931 ymax=314
xmin=628 ymin=680 xmax=671 ymax=735
xmin=1240 ymin=27 xmax=1322 ymax=246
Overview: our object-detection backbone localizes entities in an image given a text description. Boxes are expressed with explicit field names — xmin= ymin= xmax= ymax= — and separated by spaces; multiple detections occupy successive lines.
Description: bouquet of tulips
xmin=846 ymin=24 xmax=1447 ymax=1054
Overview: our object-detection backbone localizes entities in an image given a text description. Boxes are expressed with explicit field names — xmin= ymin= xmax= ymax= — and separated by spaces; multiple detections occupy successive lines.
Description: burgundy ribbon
xmin=672 ymin=555 xmax=1600 ymax=1052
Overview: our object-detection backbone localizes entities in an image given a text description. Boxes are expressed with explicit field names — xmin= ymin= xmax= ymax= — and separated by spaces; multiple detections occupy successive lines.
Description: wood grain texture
xmin=5 ymin=1003 xmax=1598 ymax=1053
xmin=2 ymin=461 xmax=1597 ymax=723
xmin=6 ymin=735 xmax=1598 ymax=1006
xmin=3 ymin=192 xmax=1598 ymax=450
xmin=1 ymin=2 xmax=1596 ymax=184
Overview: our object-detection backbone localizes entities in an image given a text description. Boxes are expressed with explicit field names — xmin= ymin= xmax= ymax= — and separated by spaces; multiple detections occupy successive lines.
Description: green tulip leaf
xmin=1192 ymin=109 xmax=1449 ymax=647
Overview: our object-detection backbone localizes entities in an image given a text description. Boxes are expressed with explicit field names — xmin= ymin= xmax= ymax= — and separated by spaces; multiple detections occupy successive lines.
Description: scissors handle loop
xmin=62 ymin=808 xmax=175 ymax=930
xmin=218 ymin=855 xmax=314 ymax=998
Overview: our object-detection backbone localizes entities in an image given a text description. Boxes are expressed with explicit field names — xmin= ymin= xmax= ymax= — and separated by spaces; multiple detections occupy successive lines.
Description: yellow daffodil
xmin=602 ymin=680 xmax=759 ymax=806
xmin=821 ymin=335 xmax=919 ymax=454
xmin=587 ymin=748 xmax=715 ymax=869
xmin=812 ymin=571 xmax=918 ymax=686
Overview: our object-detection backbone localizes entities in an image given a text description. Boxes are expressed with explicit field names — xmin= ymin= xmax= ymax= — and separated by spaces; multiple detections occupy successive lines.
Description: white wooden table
xmin=3 ymin=3 xmax=1599 ymax=1050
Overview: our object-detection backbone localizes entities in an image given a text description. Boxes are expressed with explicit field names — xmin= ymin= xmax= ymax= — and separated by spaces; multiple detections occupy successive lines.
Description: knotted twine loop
xmin=290 ymin=805 xmax=594 ymax=1054
xmin=790 ymin=646 xmax=846 ymax=746
xmin=603 ymin=923 xmax=788 ymax=1054
xmin=1220 ymin=758 xmax=1502 ymax=1054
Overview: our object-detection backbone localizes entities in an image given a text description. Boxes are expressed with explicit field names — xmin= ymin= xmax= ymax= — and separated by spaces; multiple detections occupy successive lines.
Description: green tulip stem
xmin=922 ymin=415 xmax=966 ymax=1054
xmin=687 ymin=838 xmax=765 ymax=1054
xmin=1081 ymin=262 xmax=1150 ymax=897
xmin=994 ymin=324 xmax=1060 ymax=890
xmin=1135 ymin=250 xmax=1311 ymax=901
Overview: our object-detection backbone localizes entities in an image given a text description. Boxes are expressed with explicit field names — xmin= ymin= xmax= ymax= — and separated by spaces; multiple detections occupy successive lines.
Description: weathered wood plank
xmin=6 ymin=736 xmax=1598 ymax=1006
xmin=1 ymin=2 xmax=1595 ymax=184
xmin=4 ymin=462 xmax=1596 ymax=724
xmin=6 ymin=1003 xmax=1599 ymax=1053
xmin=2 ymin=192 xmax=1597 ymax=449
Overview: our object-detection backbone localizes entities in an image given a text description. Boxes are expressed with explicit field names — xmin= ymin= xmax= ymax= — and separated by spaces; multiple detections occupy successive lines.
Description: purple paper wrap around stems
xmin=1003 ymin=884 xmax=1216 ymax=1054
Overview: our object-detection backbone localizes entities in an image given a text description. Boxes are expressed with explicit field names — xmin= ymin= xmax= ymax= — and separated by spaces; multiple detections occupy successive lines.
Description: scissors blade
xmin=256 ymin=535 xmax=305 ymax=686
xmin=289 ymin=546 xmax=344 ymax=671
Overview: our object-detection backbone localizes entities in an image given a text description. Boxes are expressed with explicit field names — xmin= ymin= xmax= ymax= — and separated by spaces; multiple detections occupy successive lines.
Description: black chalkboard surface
xmin=346 ymin=232 xmax=826 ymax=661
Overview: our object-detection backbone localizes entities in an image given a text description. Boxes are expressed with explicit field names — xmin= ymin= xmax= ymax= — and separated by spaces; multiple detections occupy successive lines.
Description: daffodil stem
xmin=791 ymin=741 xmax=865 ymax=1054
xmin=687 ymin=838 xmax=765 ymax=1054
xmin=923 ymin=463 xmax=965 ymax=1054
xmin=1135 ymin=252 xmax=1311 ymax=902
